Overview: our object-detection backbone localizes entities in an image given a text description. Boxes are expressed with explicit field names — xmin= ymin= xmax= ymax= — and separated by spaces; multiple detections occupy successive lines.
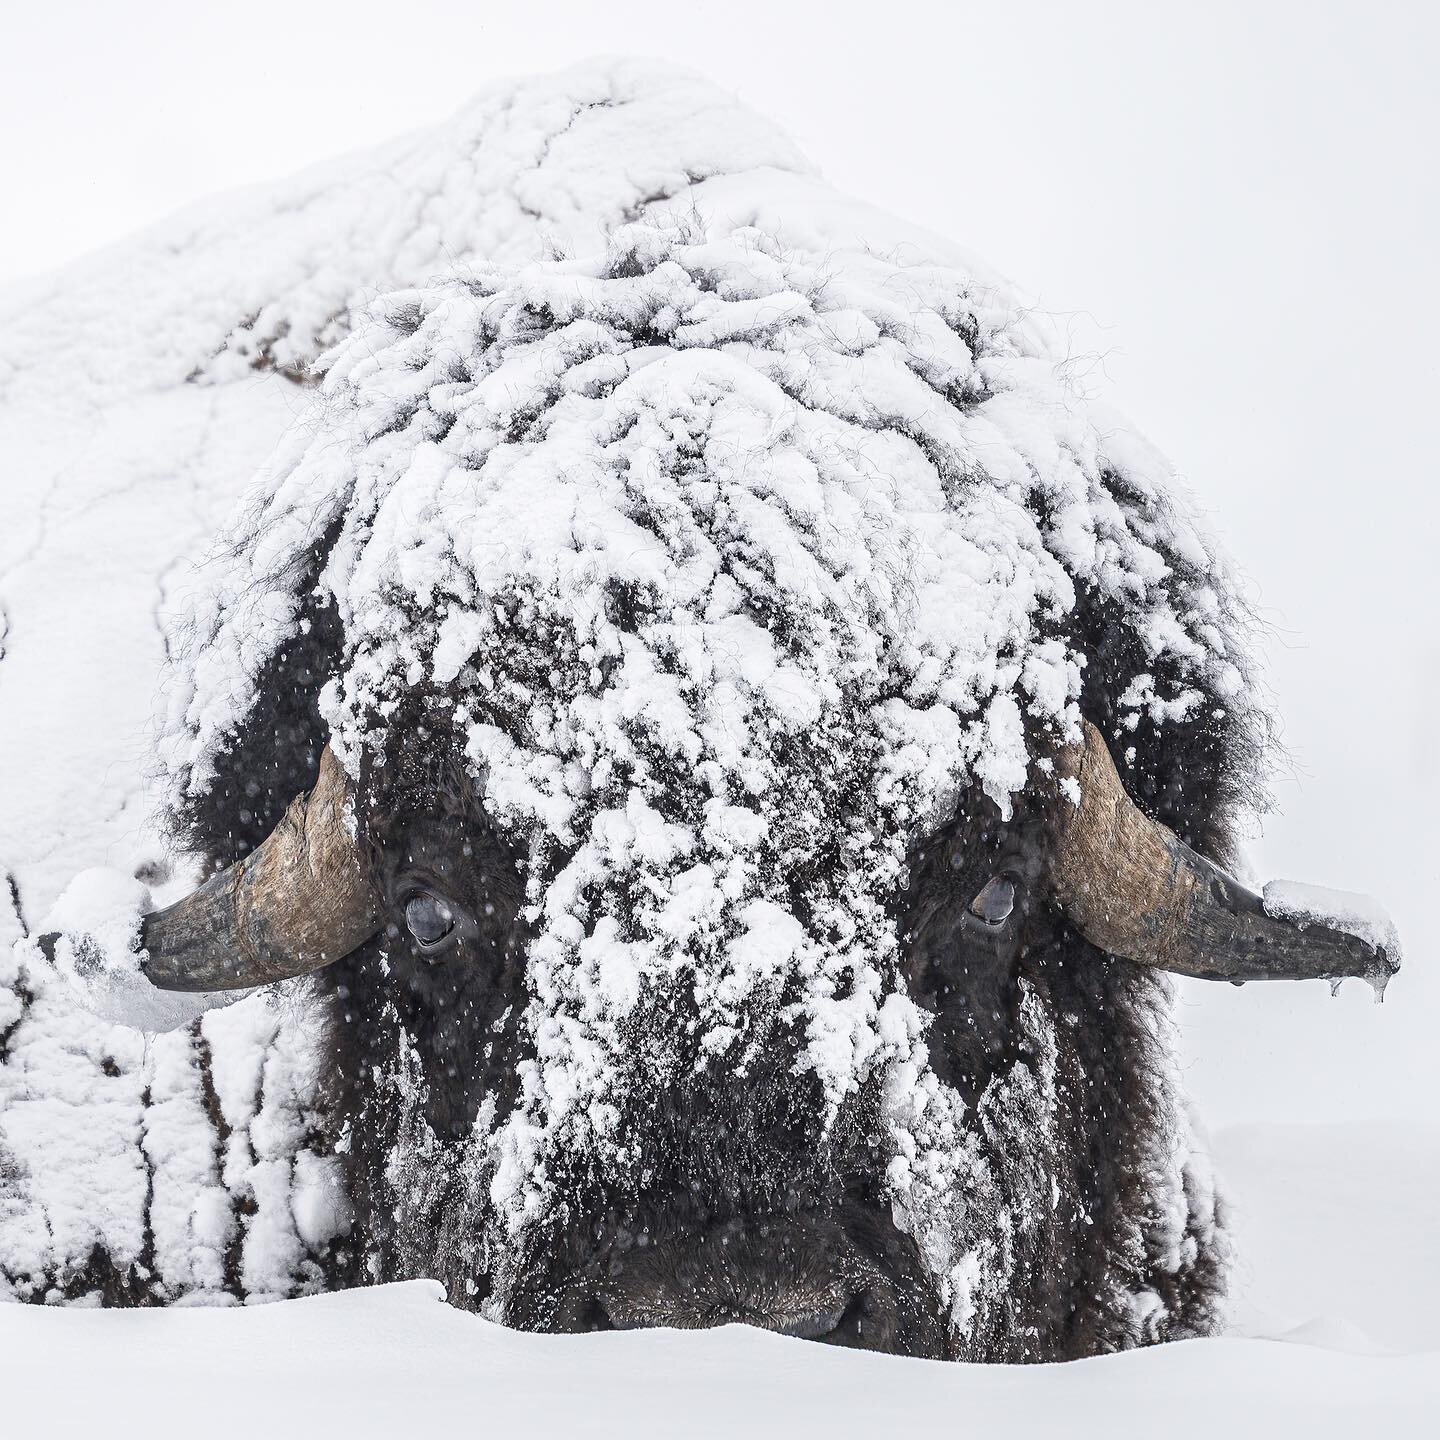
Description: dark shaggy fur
xmin=165 ymin=501 xmax=1257 ymax=1359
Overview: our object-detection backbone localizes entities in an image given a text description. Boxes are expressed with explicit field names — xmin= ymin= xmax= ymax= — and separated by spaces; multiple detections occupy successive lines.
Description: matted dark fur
xmin=168 ymin=517 xmax=1258 ymax=1360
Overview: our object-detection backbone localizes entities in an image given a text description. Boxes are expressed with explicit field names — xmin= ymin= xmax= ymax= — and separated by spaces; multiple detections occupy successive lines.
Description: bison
xmin=8 ymin=76 xmax=1396 ymax=1363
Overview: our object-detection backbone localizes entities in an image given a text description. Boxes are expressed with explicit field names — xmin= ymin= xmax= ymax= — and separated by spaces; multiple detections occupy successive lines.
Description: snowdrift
xmin=5 ymin=1278 xmax=1436 ymax=1440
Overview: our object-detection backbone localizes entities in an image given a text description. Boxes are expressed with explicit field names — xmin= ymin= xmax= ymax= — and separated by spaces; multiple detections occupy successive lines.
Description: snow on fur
xmin=156 ymin=213 xmax=1254 ymax=1322
xmin=0 ymin=943 xmax=343 ymax=1305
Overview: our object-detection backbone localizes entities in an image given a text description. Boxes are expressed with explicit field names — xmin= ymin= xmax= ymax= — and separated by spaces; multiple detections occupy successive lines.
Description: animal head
xmin=51 ymin=219 xmax=1393 ymax=1358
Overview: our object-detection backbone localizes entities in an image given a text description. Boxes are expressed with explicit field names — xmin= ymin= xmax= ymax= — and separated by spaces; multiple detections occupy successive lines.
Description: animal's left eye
xmin=969 ymin=875 xmax=1016 ymax=927
xmin=405 ymin=892 xmax=455 ymax=947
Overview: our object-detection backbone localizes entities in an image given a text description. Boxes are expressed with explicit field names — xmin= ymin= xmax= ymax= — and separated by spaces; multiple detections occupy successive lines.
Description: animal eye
xmin=969 ymin=875 xmax=1016 ymax=928
xmin=405 ymin=892 xmax=455 ymax=947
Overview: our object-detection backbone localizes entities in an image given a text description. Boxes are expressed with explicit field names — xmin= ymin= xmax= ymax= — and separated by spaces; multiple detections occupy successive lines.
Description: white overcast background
xmin=2 ymin=0 xmax=1435 ymax=1129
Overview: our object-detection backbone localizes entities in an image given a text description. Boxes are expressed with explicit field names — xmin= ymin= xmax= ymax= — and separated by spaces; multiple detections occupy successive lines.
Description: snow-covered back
xmin=0 ymin=60 xmax=811 ymax=406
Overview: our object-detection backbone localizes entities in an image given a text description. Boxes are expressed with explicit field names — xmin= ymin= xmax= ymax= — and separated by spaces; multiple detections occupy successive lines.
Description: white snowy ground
xmin=1 ymin=54 xmax=1435 ymax=1435
xmin=0 ymin=1292 xmax=1431 ymax=1440
xmin=5 ymin=1128 xmax=1436 ymax=1438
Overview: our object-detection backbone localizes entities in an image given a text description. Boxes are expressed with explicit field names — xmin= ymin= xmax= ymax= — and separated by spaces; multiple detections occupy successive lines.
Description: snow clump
xmin=32 ymin=868 xmax=236 ymax=1033
xmin=1261 ymin=880 xmax=1399 ymax=958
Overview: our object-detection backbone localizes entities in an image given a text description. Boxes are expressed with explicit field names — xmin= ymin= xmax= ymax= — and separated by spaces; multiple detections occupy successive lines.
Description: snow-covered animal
xmin=0 ymin=62 xmax=1396 ymax=1360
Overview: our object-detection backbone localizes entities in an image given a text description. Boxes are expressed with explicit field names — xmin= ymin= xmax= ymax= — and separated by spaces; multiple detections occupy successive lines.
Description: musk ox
xmin=7 ymin=75 xmax=1396 ymax=1363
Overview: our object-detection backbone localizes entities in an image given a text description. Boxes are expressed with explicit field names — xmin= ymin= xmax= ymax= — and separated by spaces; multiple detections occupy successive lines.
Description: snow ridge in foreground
xmin=3 ymin=1278 xmax=1435 ymax=1440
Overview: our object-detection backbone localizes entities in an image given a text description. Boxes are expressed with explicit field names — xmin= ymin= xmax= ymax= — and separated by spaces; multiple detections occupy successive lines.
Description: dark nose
xmin=513 ymin=1206 xmax=947 ymax=1356
xmin=591 ymin=1216 xmax=869 ymax=1343
xmin=598 ymin=1280 xmax=852 ymax=1339
xmin=600 ymin=1292 xmax=851 ymax=1339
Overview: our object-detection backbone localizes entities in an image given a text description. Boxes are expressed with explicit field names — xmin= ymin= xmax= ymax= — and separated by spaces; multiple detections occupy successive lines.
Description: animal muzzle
xmin=530 ymin=1206 xmax=947 ymax=1357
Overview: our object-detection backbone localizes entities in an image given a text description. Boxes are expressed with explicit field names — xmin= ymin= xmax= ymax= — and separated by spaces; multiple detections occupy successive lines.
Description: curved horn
xmin=1050 ymin=720 xmax=1398 ymax=987
xmin=42 ymin=747 xmax=380 ymax=993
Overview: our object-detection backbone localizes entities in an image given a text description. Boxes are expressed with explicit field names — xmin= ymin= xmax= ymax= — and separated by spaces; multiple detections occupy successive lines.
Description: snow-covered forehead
xmin=368 ymin=347 xmax=1044 ymax=802
xmin=322 ymin=226 xmax=1093 ymax=807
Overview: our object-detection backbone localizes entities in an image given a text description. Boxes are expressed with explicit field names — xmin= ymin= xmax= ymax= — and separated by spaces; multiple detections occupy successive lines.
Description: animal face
xmin=218 ymin=719 xmax=1367 ymax=1361
xmin=337 ymin=761 xmax=1057 ymax=1356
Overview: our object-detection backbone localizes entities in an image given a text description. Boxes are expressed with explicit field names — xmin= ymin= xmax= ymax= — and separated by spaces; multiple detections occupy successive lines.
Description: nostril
xmin=774 ymin=1304 xmax=849 ymax=1340
xmin=571 ymin=1294 xmax=618 ymax=1333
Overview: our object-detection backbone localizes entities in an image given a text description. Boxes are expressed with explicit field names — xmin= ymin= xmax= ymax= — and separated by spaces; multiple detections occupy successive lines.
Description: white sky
xmin=2 ymin=0 xmax=1437 ymax=1126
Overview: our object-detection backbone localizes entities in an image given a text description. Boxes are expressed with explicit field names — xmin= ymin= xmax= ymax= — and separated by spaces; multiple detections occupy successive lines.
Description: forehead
xmin=371 ymin=732 xmax=1030 ymax=875
xmin=323 ymin=237 xmax=1094 ymax=845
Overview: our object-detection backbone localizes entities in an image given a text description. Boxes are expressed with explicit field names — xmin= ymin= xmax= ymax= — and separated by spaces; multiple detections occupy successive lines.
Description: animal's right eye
xmin=405 ymin=892 xmax=456 ymax=948
xmin=969 ymin=874 xmax=1017 ymax=928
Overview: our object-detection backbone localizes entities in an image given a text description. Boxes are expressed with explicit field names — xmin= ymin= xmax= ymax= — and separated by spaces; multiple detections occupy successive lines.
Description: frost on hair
xmin=155 ymin=215 xmax=1266 ymax=1314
